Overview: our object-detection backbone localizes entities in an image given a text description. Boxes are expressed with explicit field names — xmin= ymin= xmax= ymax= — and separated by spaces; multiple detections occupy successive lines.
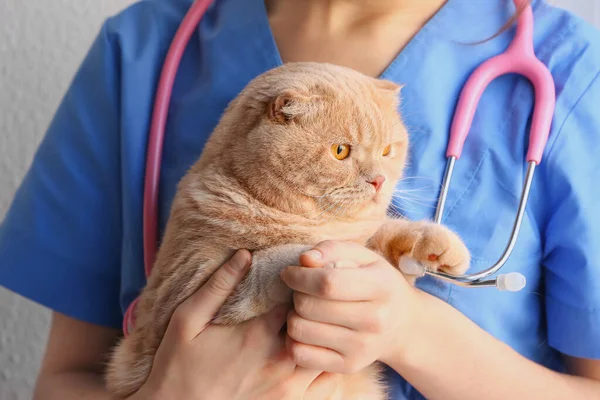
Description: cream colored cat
xmin=105 ymin=62 xmax=470 ymax=399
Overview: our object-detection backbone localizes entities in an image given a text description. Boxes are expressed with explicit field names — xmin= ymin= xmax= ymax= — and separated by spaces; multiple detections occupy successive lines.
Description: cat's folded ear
xmin=268 ymin=90 xmax=320 ymax=123
xmin=375 ymin=79 xmax=404 ymax=95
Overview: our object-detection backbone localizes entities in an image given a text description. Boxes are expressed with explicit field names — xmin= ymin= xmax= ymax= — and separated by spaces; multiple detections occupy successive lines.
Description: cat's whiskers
xmin=396 ymin=175 xmax=440 ymax=186
xmin=388 ymin=201 xmax=421 ymax=215
xmin=392 ymin=187 xmax=431 ymax=194
xmin=393 ymin=197 xmax=437 ymax=208
xmin=391 ymin=177 xmax=442 ymax=211
xmin=392 ymin=185 xmax=436 ymax=194
xmin=393 ymin=196 xmax=437 ymax=209
xmin=330 ymin=198 xmax=359 ymax=219
xmin=313 ymin=196 xmax=361 ymax=221
xmin=393 ymin=190 xmax=437 ymax=201
xmin=387 ymin=202 xmax=409 ymax=216
xmin=312 ymin=196 xmax=349 ymax=219
xmin=310 ymin=200 xmax=340 ymax=220
xmin=386 ymin=203 xmax=405 ymax=219
xmin=326 ymin=199 xmax=347 ymax=220
xmin=394 ymin=196 xmax=436 ymax=211
xmin=331 ymin=198 xmax=359 ymax=220
xmin=316 ymin=201 xmax=342 ymax=218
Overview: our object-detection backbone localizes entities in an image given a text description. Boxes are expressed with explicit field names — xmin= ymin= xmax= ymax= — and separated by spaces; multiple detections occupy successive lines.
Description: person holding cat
xmin=0 ymin=0 xmax=599 ymax=399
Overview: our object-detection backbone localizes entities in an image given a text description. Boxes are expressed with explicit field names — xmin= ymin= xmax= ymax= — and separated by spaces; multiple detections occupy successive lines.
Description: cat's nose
xmin=368 ymin=175 xmax=386 ymax=192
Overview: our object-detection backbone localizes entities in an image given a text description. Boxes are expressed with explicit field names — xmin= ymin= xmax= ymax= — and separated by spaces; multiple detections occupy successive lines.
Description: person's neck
xmin=265 ymin=0 xmax=447 ymax=32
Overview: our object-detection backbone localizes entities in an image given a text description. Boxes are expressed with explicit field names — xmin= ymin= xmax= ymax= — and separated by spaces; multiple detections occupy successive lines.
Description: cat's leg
xmin=106 ymin=330 xmax=154 ymax=398
xmin=212 ymin=243 xmax=312 ymax=325
xmin=325 ymin=363 xmax=387 ymax=400
xmin=367 ymin=219 xmax=470 ymax=284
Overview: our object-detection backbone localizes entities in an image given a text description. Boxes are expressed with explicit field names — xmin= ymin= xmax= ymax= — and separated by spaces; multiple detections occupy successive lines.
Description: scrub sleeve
xmin=0 ymin=22 xmax=124 ymax=329
xmin=543 ymin=74 xmax=600 ymax=359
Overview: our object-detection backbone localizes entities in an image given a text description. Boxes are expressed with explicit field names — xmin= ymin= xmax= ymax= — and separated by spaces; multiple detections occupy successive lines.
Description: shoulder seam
xmin=544 ymin=69 xmax=600 ymax=162
xmin=535 ymin=5 xmax=581 ymax=61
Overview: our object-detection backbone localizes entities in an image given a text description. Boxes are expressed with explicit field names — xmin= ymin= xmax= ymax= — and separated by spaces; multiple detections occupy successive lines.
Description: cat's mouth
xmin=334 ymin=187 xmax=383 ymax=206
xmin=372 ymin=191 xmax=384 ymax=203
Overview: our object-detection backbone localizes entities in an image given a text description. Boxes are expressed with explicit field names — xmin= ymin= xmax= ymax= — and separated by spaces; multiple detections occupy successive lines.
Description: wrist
xmin=380 ymin=288 xmax=442 ymax=371
xmin=380 ymin=286 xmax=429 ymax=367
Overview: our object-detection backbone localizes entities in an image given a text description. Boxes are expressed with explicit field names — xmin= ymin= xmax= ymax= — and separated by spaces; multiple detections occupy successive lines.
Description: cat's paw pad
xmin=408 ymin=223 xmax=470 ymax=275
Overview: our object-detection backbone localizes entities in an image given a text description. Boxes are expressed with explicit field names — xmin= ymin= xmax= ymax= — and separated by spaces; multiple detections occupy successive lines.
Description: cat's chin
xmin=348 ymin=202 xmax=389 ymax=220
xmin=372 ymin=192 xmax=388 ymax=206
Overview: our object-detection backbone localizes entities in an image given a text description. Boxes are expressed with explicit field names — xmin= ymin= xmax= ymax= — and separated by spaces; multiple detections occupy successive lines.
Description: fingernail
xmin=231 ymin=250 xmax=251 ymax=271
xmin=302 ymin=249 xmax=322 ymax=260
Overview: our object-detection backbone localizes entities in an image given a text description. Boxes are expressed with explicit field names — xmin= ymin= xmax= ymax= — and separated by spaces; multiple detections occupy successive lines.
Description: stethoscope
xmin=122 ymin=0 xmax=556 ymax=336
xmin=400 ymin=0 xmax=555 ymax=292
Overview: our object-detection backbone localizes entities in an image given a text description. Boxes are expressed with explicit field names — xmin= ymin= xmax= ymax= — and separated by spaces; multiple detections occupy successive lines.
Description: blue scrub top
xmin=1 ymin=0 xmax=599 ymax=398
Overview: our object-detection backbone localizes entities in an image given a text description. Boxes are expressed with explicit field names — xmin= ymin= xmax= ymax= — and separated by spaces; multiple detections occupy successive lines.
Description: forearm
xmin=386 ymin=291 xmax=600 ymax=400
xmin=34 ymin=371 xmax=114 ymax=400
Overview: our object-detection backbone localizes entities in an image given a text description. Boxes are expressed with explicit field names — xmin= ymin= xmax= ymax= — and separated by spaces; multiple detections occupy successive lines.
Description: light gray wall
xmin=0 ymin=1 xmax=598 ymax=399
xmin=0 ymin=2 xmax=135 ymax=398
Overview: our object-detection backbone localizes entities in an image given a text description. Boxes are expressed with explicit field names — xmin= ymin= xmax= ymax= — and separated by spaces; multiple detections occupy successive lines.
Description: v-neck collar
xmin=245 ymin=0 xmax=457 ymax=81
xmin=196 ymin=0 xmax=539 ymax=91
xmin=222 ymin=0 xmax=543 ymax=82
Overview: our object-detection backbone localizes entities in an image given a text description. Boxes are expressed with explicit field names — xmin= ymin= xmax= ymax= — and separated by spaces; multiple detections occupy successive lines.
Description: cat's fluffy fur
xmin=105 ymin=62 xmax=470 ymax=399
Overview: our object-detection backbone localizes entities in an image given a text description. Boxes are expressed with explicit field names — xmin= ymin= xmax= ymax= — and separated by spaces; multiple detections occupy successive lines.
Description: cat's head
xmin=212 ymin=62 xmax=408 ymax=220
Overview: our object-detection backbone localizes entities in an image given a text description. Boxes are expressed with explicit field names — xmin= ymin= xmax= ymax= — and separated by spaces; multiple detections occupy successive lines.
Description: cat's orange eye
xmin=331 ymin=144 xmax=351 ymax=160
xmin=382 ymin=144 xmax=392 ymax=156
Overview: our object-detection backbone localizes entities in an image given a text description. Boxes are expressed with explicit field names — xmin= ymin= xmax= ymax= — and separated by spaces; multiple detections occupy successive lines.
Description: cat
xmin=105 ymin=62 xmax=470 ymax=399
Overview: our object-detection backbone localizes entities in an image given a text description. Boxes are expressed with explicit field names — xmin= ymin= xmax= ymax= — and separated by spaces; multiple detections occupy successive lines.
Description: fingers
xmin=281 ymin=263 xmax=382 ymax=301
xmin=287 ymin=310 xmax=355 ymax=355
xmin=282 ymin=240 xmax=393 ymax=301
xmin=290 ymin=367 xmax=323 ymax=388
xmin=286 ymin=335 xmax=346 ymax=373
xmin=304 ymin=372 xmax=342 ymax=400
xmin=293 ymin=292 xmax=381 ymax=331
xmin=173 ymin=250 xmax=252 ymax=340
xmin=263 ymin=367 xmax=325 ymax=400
xmin=299 ymin=240 xmax=381 ymax=269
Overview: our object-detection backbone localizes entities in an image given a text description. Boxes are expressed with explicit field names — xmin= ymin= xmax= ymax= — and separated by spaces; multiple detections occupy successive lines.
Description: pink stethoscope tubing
xmin=123 ymin=0 xmax=556 ymax=335
xmin=122 ymin=0 xmax=214 ymax=336
xmin=424 ymin=0 xmax=556 ymax=291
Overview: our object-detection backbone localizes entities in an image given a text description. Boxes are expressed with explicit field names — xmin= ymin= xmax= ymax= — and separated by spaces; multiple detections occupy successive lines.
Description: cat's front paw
xmin=399 ymin=223 xmax=470 ymax=277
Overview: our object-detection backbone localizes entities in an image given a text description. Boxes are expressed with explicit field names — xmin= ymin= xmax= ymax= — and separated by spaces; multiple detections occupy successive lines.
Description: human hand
xmin=280 ymin=241 xmax=418 ymax=374
xmin=133 ymin=250 xmax=338 ymax=400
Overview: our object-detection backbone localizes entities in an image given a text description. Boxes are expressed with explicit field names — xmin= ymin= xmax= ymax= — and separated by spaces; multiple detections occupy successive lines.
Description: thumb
xmin=173 ymin=249 xmax=252 ymax=340
xmin=287 ymin=368 xmax=339 ymax=399
xmin=303 ymin=371 xmax=341 ymax=399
